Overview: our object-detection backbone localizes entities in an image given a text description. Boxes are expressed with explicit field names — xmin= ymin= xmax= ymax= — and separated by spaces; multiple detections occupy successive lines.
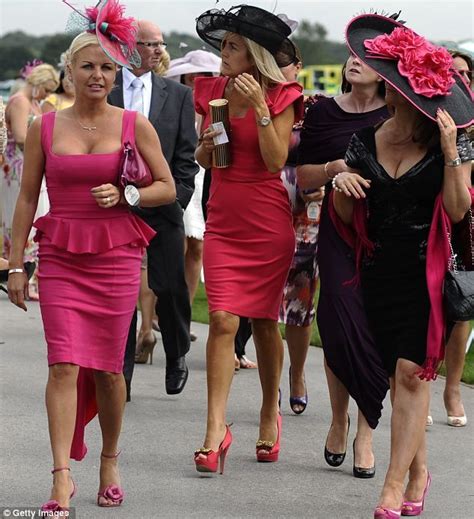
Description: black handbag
xmin=444 ymin=209 xmax=474 ymax=321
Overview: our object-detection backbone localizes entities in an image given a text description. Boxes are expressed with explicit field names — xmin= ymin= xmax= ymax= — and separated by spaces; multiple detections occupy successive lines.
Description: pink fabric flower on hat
xmin=364 ymin=27 xmax=455 ymax=97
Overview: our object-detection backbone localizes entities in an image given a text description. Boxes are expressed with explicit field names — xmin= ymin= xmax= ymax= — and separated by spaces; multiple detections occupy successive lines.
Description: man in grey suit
xmin=109 ymin=20 xmax=199 ymax=398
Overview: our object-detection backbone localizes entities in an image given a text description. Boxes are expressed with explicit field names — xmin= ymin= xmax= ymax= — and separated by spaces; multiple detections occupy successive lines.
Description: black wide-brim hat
xmin=196 ymin=4 xmax=297 ymax=67
xmin=346 ymin=14 xmax=474 ymax=128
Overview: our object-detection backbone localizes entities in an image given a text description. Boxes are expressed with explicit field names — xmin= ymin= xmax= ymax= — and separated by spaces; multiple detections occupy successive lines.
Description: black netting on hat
xmin=196 ymin=5 xmax=297 ymax=67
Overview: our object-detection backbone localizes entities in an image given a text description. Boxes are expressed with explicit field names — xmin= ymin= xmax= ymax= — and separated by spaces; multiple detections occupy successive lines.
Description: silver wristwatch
xmin=124 ymin=185 xmax=141 ymax=206
xmin=257 ymin=115 xmax=272 ymax=127
xmin=445 ymin=156 xmax=462 ymax=167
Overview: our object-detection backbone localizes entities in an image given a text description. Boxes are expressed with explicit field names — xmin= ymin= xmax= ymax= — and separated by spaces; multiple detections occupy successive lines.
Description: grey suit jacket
xmin=109 ymin=71 xmax=199 ymax=226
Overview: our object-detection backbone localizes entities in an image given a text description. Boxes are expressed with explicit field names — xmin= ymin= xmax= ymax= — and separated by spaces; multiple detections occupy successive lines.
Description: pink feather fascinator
xmin=62 ymin=0 xmax=140 ymax=69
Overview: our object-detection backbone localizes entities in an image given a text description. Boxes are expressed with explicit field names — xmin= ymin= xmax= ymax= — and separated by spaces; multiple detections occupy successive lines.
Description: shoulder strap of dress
xmin=41 ymin=112 xmax=56 ymax=154
xmin=121 ymin=110 xmax=137 ymax=145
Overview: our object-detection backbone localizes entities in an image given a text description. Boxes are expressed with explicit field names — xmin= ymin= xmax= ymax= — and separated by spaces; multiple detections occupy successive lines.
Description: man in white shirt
xmin=109 ymin=20 xmax=198 ymax=399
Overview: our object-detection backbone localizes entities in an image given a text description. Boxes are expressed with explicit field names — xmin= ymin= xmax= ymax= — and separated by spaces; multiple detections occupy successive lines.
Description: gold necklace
xmin=76 ymin=119 xmax=97 ymax=131
xmin=73 ymin=110 xmax=98 ymax=131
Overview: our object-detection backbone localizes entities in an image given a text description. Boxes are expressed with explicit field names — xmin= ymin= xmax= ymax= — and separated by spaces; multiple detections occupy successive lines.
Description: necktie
xmin=130 ymin=77 xmax=144 ymax=114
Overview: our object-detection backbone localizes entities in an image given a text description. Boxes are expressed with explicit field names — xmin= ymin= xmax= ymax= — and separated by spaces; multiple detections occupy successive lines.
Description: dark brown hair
xmin=341 ymin=61 xmax=386 ymax=97
xmin=375 ymin=106 xmax=440 ymax=150
xmin=411 ymin=111 xmax=440 ymax=149
xmin=449 ymin=49 xmax=473 ymax=84
xmin=292 ymin=44 xmax=303 ymax=66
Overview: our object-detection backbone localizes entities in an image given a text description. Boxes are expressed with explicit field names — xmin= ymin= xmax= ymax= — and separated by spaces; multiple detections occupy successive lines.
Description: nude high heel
xmin=135 ymin=332 xmax=157 ymax=364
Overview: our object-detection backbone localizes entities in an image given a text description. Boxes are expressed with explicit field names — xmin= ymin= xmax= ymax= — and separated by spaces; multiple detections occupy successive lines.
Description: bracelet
xmin=332 ymin=173 xmax=344 ymax=193
xmin=324 ymin=161 xmax=332 ymax=180
xmin=8 ymin=268 xmax=24 ymax=275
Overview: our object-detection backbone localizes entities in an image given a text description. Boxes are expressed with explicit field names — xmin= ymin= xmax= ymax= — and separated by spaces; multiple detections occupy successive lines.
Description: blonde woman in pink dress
xmin=7 ymin=1 xmax=175 ymax=512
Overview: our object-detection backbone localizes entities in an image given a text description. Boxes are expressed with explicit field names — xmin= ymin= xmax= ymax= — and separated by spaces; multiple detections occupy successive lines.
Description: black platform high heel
xmin=324 ymin=415 xmax=350 ymax=467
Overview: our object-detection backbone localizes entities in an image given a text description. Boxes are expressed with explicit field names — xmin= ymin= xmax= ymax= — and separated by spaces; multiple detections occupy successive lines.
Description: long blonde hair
xmin=242 ymin=37 xmax=286 ymax=94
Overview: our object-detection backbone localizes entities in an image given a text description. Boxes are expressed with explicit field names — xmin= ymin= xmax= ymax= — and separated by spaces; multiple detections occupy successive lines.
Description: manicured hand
xmin=334 ymin=172 xmax=371 ymax=199
xmin=91 ymin=183 xmax=121 ymax=208
xmin=234 ymin=73 xmax=266 ymax=108
xmin=199 ymin=126 xmax=222 ymax=154
xmin=436 ymin=108 xmax=458 ymax=161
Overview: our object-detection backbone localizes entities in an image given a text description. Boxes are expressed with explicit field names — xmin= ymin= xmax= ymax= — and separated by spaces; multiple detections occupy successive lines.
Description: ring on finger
xmin=106 ymin=196 xmax=110 ymax=203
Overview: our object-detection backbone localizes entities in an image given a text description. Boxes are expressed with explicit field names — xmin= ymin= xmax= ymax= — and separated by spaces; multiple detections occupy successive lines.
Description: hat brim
xmin=96 ymin=0 xmax=139 ymax=69
xmin=346 ymin=14 xmax=474 ymax=128
xmin=196 ymin=9 xmax=297 ymax=68
xmin=167 ymin=60 xmax=221 ymax=79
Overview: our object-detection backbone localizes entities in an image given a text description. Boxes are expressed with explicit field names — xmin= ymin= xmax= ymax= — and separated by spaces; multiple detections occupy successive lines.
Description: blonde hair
xmin=153 ymin=49 xmax=170 ymax=76
xmin=66 ymin=32 xmax=102 ymax=65
xmin=243 ymin=37 xmax=286 ymax=93
xmin=26 ymin=64 xmax=59 ymax=89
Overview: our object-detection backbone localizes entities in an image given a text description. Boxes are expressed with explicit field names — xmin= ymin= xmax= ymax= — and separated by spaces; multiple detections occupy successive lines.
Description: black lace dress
xmin=345 ymin=127 xmax=471 ymax=375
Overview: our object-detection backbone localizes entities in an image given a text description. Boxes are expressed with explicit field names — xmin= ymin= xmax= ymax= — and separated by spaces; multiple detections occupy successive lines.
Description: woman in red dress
xmin=193 ymin=5 xmax=303 ymax=472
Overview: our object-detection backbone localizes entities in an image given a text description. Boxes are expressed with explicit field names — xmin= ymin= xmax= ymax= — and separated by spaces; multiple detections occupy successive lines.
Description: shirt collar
xmin=123 ymin=68 xmax=153 ymax=91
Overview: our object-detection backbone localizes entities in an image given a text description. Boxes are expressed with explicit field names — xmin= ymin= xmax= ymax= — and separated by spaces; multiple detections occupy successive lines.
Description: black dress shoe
xmin=165 ymin=356 xmax=189 ymax=395
xmin=324 ymin=415 xmax=350 ymax=467
xmin=352 ymin=439 xmax=375 ymax=478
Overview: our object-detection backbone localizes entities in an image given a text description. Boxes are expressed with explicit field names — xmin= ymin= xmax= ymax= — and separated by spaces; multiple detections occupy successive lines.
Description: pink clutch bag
xmin=119 ymin=141 xmax=153 ymax=188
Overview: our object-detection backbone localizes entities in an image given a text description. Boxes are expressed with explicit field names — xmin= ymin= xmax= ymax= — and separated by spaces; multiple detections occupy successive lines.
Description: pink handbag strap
xmin=122 ymin=110 xmax=137 ymax=146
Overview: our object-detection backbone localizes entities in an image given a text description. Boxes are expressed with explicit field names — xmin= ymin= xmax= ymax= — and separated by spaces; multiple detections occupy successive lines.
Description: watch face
xmin=124 ymin=185 xmax=140 ymax=206
xmin=259 ymin=116 xmax=271 ymax=127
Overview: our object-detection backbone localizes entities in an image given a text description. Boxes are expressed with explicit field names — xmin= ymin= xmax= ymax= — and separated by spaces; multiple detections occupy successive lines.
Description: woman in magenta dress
xmin=192 ymin=5 xmax=303 ymax=473
xmin=7 ymin=2 xmax=175 ymax=512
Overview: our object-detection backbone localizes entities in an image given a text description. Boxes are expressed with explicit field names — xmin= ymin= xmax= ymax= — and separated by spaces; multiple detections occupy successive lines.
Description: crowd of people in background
xmin=1 ymin=1 xmax=473 ymax=518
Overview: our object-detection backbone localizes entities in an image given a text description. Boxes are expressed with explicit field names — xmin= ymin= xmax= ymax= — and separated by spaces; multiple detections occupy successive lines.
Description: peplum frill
xmin=33 ymin=211 xmax=156 ymax=254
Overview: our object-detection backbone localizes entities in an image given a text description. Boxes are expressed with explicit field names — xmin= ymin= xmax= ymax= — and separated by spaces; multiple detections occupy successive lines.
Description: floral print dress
xmin=2 ymin=94 xmax=47 ymax=263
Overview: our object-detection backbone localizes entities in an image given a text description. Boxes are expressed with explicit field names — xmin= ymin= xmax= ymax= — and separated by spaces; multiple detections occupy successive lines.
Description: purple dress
xmin=297 ymin=97 xmax=389 ymax=428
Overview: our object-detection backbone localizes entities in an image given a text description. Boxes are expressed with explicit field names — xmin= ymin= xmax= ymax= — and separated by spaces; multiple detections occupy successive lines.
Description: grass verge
xmin=191 ymin=282 xmax=473 ymax=384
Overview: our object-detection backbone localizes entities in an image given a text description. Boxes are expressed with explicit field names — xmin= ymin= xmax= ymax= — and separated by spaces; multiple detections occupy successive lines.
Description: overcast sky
xmin=1 ymin=0 xmax=473 ymax=44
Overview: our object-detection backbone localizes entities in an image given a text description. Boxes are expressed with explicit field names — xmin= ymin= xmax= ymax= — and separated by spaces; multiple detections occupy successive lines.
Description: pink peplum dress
xmin=194 ymin=76 xmax=304 ymax=320
xmin=34 ymin=110 xmax=155 ymax=460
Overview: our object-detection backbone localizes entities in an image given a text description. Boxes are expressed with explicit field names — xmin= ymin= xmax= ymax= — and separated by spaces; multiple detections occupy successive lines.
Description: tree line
xmin=0 ymin=21 xmax=349 ymax=81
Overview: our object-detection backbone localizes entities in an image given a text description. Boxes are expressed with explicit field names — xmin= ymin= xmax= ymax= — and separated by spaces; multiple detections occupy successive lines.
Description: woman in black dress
xmin=297 ymin=54 xmax=389 ymax=475
xmin=333 ymin=15 xmax=473 ymax=518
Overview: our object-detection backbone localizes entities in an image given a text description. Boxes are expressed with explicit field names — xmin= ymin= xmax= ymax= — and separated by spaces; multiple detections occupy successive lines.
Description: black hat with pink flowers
xmin=346 ymin=14 xmax=474 ymax=128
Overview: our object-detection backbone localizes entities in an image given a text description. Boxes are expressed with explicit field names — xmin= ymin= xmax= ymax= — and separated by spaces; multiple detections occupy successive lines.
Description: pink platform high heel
xmin=374 ymin=507 xmax=401 ymax=518
xmin=401 ymin=471 xmax=431 ymax=516
xmin=256 ymin=413 xmax=282 ymax=462
xmin=97 ymin=451 xmax=124 ymax=507
xmin=194 ymin=424 xmax=233 ymax=474
xmin=41 ymin=467 xmax=76 ymax=513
